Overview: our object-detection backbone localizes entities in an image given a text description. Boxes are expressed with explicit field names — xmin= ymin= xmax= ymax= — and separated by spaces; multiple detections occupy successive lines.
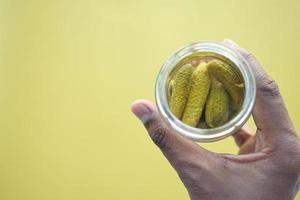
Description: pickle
xmin=182 ymin=62 xmax=211 ymax=127
xmin=169 ymin=64 xmax=194 ymax=119
xmin=207 ymin=60 xmax=244 ymax=110
xmin=205 ymin=78 xmax=229 ymax=128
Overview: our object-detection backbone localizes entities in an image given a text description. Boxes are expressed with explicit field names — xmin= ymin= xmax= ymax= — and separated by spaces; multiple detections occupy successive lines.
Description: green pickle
xmin=205 ymin=77 xmax=229 ymax=128
xmin=169 ymin=64 xmax=194 ymax=119
xmin=182 ymin=62 xmax=210 ymax=127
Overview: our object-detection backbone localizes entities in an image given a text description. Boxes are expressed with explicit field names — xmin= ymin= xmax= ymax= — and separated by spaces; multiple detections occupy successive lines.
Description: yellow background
xmin=1 ymin=0 xmax=300 ymax=199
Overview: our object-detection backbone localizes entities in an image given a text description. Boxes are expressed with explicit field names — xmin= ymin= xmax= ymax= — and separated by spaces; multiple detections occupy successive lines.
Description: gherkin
xmin=207 ymin=60 xmax=244 ymax=111
xmin=182 ymin=62 xmax=211 ymax=127
xmin=169 ymin=64 xmax=194 ymax=119
xmin=205 ymin=78 xmax=229 ymax=128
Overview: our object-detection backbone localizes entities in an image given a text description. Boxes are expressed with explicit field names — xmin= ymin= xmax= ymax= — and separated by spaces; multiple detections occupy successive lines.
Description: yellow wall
xmin=1 ymin=0 xmax=300 ymax=199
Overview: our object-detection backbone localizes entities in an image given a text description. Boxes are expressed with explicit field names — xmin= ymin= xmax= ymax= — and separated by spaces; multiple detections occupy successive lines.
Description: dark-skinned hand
xmin=131 ymin=39 xmax=300 ymax=200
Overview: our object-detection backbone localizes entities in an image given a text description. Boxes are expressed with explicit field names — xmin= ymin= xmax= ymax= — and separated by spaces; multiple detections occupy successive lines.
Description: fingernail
xmin=131 ymin=103 xmax=152 ymax=124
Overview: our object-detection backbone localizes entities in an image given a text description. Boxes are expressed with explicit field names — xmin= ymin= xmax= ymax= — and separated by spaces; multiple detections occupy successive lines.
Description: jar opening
xmin=155 ymin=41 xmax=256 ymax=142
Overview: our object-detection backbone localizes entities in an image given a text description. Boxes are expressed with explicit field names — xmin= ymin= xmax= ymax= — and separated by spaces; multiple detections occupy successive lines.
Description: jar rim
xmin=155 ymin=41 xmax=256 ymax=142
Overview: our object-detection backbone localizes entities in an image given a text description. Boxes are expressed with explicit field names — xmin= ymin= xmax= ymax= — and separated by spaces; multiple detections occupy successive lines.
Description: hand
xmin=131 ymin=39 xmax=300 ymax=200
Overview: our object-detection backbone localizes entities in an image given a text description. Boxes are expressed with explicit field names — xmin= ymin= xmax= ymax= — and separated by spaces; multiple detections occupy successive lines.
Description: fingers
xmin=238 ymin=136 xmax=256 ymax=155
xmin=222 ymin=39 xmax=295 ymax=139
xmin=223 ymin=39 xmax=276 ymax=93
xmin=232 ymin=124 xmax=256 ymax=154
xmin=232 ymin=124 xmax=254 ymax=147
xmin=131 ymin=99 xmax=217 ymax=170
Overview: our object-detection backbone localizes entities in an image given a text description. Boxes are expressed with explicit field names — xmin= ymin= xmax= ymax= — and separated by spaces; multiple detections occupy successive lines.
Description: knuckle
xmin=258 ymin=78 xmax=280 ymax=97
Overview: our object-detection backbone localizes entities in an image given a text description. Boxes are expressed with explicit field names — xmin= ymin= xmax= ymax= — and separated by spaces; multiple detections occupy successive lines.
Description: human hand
xmin=131 ymin=39 xmax=300 ymax=200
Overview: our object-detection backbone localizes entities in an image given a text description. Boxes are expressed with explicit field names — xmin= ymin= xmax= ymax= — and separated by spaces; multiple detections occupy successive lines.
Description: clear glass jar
xmin=155 ymin=41 xmax=256 ymax=142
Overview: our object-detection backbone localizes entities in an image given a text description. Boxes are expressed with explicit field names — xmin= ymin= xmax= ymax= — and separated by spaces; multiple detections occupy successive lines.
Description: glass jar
xmin=155 ymin=41 xmax=256 ymax=142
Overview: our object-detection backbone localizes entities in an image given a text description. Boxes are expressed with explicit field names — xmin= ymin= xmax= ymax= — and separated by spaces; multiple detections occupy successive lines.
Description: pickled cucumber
xmin=182 ymin=62 xmax=211 ymax=127
xmin=205 ymin=78 xmax=229 ymax=128
xmin=169 ymin=64 xmax=194 ymax=118
xmin=207 ymin=60 xmax=244 ymax=110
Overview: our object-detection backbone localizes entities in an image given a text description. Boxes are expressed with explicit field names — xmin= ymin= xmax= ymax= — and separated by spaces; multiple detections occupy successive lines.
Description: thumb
xmin=131 ymin=99 xmax=217 ymax=170
xmin=131 ymin=99 xmax=171 ymax=150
